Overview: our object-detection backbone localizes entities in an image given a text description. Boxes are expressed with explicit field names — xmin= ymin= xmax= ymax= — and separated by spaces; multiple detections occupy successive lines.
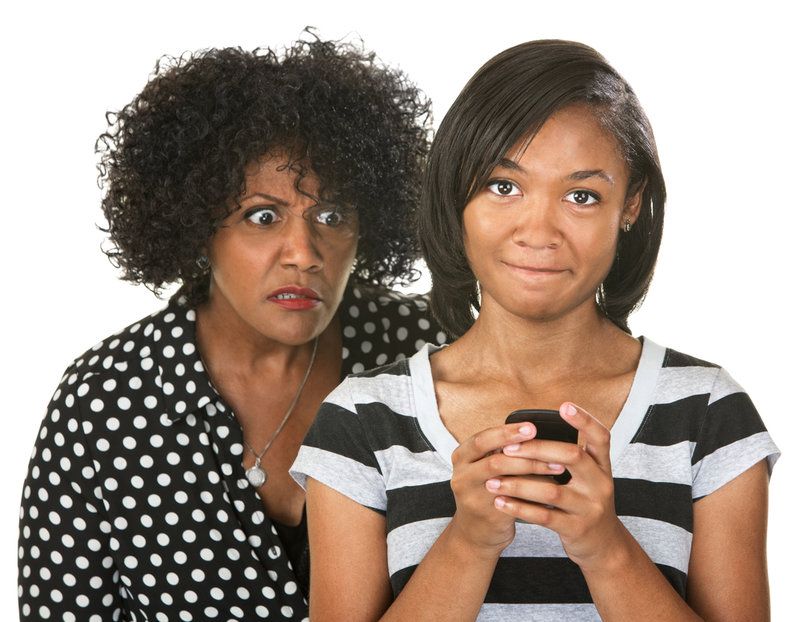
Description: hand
xmin=448 ymin=421 xmax=567 ymax=558
xmin=488 ymin=402 xmax=626 ymax=571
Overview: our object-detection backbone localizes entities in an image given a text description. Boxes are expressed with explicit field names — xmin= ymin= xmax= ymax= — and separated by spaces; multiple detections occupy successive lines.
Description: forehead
xmin=505 ymin=104 xmax=628 ymax=180
xmin=243 ymin=153 xmax=321 ymax=196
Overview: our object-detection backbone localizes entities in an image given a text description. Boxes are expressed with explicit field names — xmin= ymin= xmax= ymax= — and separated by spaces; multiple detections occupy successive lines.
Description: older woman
xmin=17 ymin=38 xmax=444 ymax=621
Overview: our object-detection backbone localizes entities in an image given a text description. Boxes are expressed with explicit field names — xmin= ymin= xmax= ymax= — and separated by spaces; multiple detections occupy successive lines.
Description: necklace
xmin=243 ymin=336 xmax=319 ymax=488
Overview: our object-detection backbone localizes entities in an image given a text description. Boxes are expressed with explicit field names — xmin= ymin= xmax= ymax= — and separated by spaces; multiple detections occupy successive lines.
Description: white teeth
xmin=276 ymin=293 xmax=303 ymax=299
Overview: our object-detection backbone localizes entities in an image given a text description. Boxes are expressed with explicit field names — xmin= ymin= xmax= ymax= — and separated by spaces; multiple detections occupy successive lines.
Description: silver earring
xmin=196 ymin=255 xmax=210 ymax=273
xmin=624 ymin=219 xmax=632 ymax=233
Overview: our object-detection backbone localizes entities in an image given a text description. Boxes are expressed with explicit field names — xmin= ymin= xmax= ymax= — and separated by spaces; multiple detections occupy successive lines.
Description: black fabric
xmin=18 ymin=285 xmax=445 ymax=621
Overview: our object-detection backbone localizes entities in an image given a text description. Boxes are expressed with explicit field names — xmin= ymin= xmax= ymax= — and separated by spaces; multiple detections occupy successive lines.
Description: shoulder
xmin=655 ymin=343 xmax=746 ymax=404
xmin=50 ymin=297 xmax=201 ymax=425
xmin=340 ymin=284 xmax=447 ymax=374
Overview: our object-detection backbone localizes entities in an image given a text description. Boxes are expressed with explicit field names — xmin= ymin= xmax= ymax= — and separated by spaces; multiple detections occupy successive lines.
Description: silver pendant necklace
xmin=243 ymin=336 xmax=319 ymax=488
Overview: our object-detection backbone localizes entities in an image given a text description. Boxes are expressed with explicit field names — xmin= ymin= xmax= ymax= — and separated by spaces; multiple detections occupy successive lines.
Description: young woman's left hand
xmin=489 ymin=402 xmax=627 ymax=571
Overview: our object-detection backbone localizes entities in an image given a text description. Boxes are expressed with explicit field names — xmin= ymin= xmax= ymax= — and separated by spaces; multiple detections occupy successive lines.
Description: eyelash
xmin=242 ymin=206 xmax=352 ymax=227
xmin=486 ymin=179 xmax=521 ymax=197
xmin=485 ymin=180 xmax=602 ymax=207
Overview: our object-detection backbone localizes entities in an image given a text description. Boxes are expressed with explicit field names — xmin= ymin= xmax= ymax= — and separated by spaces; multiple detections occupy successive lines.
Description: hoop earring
xmin=196 ymin=255 xmax=210 ymax=273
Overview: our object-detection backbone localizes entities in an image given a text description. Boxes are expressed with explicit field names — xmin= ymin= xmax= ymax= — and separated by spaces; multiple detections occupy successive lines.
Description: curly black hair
xmin=97 ymin=33 xmax=432 ymax=305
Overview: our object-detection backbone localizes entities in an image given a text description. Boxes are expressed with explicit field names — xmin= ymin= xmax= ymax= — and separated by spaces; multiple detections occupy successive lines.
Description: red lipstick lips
xmin=267 ymin=286 xmax=321 ymax=311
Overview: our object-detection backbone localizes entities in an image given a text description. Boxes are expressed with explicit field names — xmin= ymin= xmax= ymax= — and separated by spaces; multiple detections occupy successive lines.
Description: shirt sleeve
xmin=290 ymin=379 xmax=387 ymax=514
xmin=690 ymin=368 xmax=780 ymax=500
xmin=18 ymin=364 xmax=124 ymax=620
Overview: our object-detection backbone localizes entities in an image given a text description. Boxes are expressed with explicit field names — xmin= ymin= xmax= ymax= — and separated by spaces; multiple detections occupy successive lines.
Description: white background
xmin=1 ymin=0 xmax=797 ymax=618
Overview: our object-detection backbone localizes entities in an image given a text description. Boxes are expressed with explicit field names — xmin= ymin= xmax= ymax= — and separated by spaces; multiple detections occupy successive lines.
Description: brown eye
xmin=487 ymin=180 xmax=521 ymax=196
xmin=245 ymin=208 xmax=279 ymax=225
xmin=566 ymin=190 xmax=599 ymax=206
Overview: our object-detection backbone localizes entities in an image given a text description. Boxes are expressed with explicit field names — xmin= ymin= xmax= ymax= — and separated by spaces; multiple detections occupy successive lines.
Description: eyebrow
xmin=495 ymin=159 xmax=614 ymax=185
xmin=238 ymin=192 xmax=289 ymax=206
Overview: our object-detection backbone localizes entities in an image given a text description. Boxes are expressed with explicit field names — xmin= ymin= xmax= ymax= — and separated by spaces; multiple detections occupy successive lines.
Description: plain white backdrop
xmin=1 ymin=0 xmax=797 ymax=618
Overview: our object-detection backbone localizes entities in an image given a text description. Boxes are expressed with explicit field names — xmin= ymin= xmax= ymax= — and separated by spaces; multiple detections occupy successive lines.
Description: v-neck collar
xmin=408 ymin=337 xmax=666 ymax=469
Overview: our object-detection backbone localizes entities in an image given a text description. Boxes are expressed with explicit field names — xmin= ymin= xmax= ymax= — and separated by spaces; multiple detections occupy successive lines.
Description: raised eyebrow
xmin=565 ymin=170 xmax=614 ymax=184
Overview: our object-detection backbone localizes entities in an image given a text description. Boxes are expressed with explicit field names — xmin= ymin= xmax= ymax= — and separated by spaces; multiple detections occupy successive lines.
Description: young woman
xmin=292 ymin=40 xmax=779 ymax=620
xmin=17 ymin=38 xmax=444 ymax=621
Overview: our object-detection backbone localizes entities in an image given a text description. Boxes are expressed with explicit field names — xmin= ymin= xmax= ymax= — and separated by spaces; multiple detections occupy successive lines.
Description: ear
xmin=621 ymin=182 xmax=644 ymax=230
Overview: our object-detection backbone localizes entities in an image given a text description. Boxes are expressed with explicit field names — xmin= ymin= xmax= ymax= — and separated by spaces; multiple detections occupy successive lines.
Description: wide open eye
xmin=244 ymin=207 xmax=279 ymax=225
xmin=565 ymin=190 xmax=600 ymax=206
xmin=314 ymin=207 xmax=346 ymax=227
xmin=487 ymin=179 xmax=522 ymax=197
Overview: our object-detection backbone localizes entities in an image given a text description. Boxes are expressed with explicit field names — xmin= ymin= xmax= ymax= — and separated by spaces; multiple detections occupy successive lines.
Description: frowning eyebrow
xmin=238 ymin=192 xmax=289 ymax=206
xmin=495 ymin=159 xmax=614 ymax=185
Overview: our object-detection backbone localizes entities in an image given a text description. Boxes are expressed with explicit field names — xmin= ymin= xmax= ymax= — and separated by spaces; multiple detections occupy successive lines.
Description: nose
xmin=511 ymin=198 xmax=563 ymax=249
xmin=279 ymin=213 xmax=323 ymax=272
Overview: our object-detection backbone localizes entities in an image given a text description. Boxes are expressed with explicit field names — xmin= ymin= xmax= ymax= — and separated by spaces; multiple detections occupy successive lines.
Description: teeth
xmin=276 ymin=293 xmax=303 ymax=299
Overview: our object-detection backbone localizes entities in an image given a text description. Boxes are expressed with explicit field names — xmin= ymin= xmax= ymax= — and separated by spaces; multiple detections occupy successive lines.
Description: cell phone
xmin=505 ymin=409 xmax=577 ymax=484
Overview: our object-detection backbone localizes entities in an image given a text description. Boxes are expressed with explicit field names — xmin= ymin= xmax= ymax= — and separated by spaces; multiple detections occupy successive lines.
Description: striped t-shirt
xmin=291 ymin=338 xmax=779 ymax=621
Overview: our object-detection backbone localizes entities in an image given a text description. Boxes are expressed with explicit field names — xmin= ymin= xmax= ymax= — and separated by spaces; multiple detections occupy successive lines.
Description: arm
xmin=306 ymin=422 xmax=556 ymax=621
xmin=686 ymin=460 xmax=770 ymax=621
xmin=18 ymin=368 xmax=123 ymax=620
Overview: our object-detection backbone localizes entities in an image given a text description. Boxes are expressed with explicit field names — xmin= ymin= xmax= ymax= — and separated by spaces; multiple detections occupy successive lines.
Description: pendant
xmin=246 ymin=462 xmax=267 ymax=488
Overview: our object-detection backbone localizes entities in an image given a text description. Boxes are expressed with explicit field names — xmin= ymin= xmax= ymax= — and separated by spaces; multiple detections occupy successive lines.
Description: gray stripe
xmin=290 ymin=445 xmax=387 ymax=510
xmin=613 ymin=440 xmax=696 ymax=484
xmin=692 ymin=431 xmax=780 ymax=498
xmin=651 ymin=366 xmax=721 ymax=406
xmin=386 ymin=517 xmax=449 ymax=575
xmin=620 ymin=515 xmax=692 ymax=572
xmin=374 ymin=445 xmax=451 ymax=490
xmin=348 ymin=374 xmax=415 ymax=418
xmin=476 ymin=603 xmax=600 ymax=621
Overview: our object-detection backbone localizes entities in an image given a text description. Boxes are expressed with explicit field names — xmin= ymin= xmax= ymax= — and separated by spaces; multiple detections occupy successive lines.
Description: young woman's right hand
xmin=448 ymin=421 xmax=561 ymax=557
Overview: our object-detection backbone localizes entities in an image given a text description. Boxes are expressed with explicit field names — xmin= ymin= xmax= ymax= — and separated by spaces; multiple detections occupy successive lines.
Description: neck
xmin=454 ymin=297 xmax=629 ymax=388
xmin=195 ymin=293 xmax=318 ymax=378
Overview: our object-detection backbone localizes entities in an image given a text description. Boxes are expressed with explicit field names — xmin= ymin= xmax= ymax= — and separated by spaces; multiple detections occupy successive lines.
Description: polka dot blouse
xmin=18 ymin=284 xmax=446 ymax=621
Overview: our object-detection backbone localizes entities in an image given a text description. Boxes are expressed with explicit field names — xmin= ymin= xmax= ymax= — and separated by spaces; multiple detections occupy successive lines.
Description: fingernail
xmin=504 ymin=443 xmax=521 ymax=453
xmin=548 ymin=463 xmax=564 ymax=472
xmin=563 ymin=404 xmax=577 ymax=417
xmin=518 ymin=425 xmax=534 ymax=436
xmin=494 ymin=497 xmax=506 ymax=508
xmin=486 ymin=479 xmax=501 ymax=491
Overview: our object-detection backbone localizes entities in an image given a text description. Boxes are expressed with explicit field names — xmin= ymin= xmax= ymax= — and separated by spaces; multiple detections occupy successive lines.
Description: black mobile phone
xmin=505 ymin=409 xmax=577 ymax=484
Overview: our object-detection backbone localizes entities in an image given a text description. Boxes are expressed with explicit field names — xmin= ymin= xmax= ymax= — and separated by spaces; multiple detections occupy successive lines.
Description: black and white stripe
xmin=292 ymin=338 xmax=779 ymax=621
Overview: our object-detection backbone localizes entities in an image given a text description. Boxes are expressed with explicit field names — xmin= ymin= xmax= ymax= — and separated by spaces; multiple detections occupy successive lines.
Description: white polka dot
xmin=117 ymin=396 xmax=131 ymax=410
xmin=343 ymin=325 xmax=356 ymax=338
xmin=284 ymin=581 xmax=298 ymax=595
xmin=144 ymin=396 xmax=157 ymax=409
xmin=90 ymin=399 xmax=104 ymax=412
xmin=256 ymin=606 xmax=269 ymax=618
xmin=281 ymin=606 xmax=294 ymax=617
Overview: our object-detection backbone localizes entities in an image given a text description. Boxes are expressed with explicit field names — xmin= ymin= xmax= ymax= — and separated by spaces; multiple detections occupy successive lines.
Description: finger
xmin=490 ymin=474 xmax=580 ymax=513
xmin=493 ymin=495 xmax=568 ymax=531
xmin=482 ymin=456 xmax=567 ymax=492
xmin=452 ymin=422 xmax=537 ymax=464
xmin=560 ymin=402 xmax=612 ymax=473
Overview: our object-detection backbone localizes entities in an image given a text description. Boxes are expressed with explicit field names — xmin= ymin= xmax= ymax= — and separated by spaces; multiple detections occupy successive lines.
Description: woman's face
xmin=206 ymin=154 xmax=359 ymax=346
xmin=462 ymin=104 xmax=641 ymax=324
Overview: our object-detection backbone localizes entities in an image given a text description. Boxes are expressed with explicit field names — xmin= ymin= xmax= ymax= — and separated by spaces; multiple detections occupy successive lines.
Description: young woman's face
xmin=206 ymin=154 xmax=359 ymax=345
xmin=462 ymin=104 xmax=641 ymax=324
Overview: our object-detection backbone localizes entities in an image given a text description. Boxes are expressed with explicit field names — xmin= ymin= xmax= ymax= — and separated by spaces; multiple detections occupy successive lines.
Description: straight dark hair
xmin=419 ymin=40 xmax=666 ymax=338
